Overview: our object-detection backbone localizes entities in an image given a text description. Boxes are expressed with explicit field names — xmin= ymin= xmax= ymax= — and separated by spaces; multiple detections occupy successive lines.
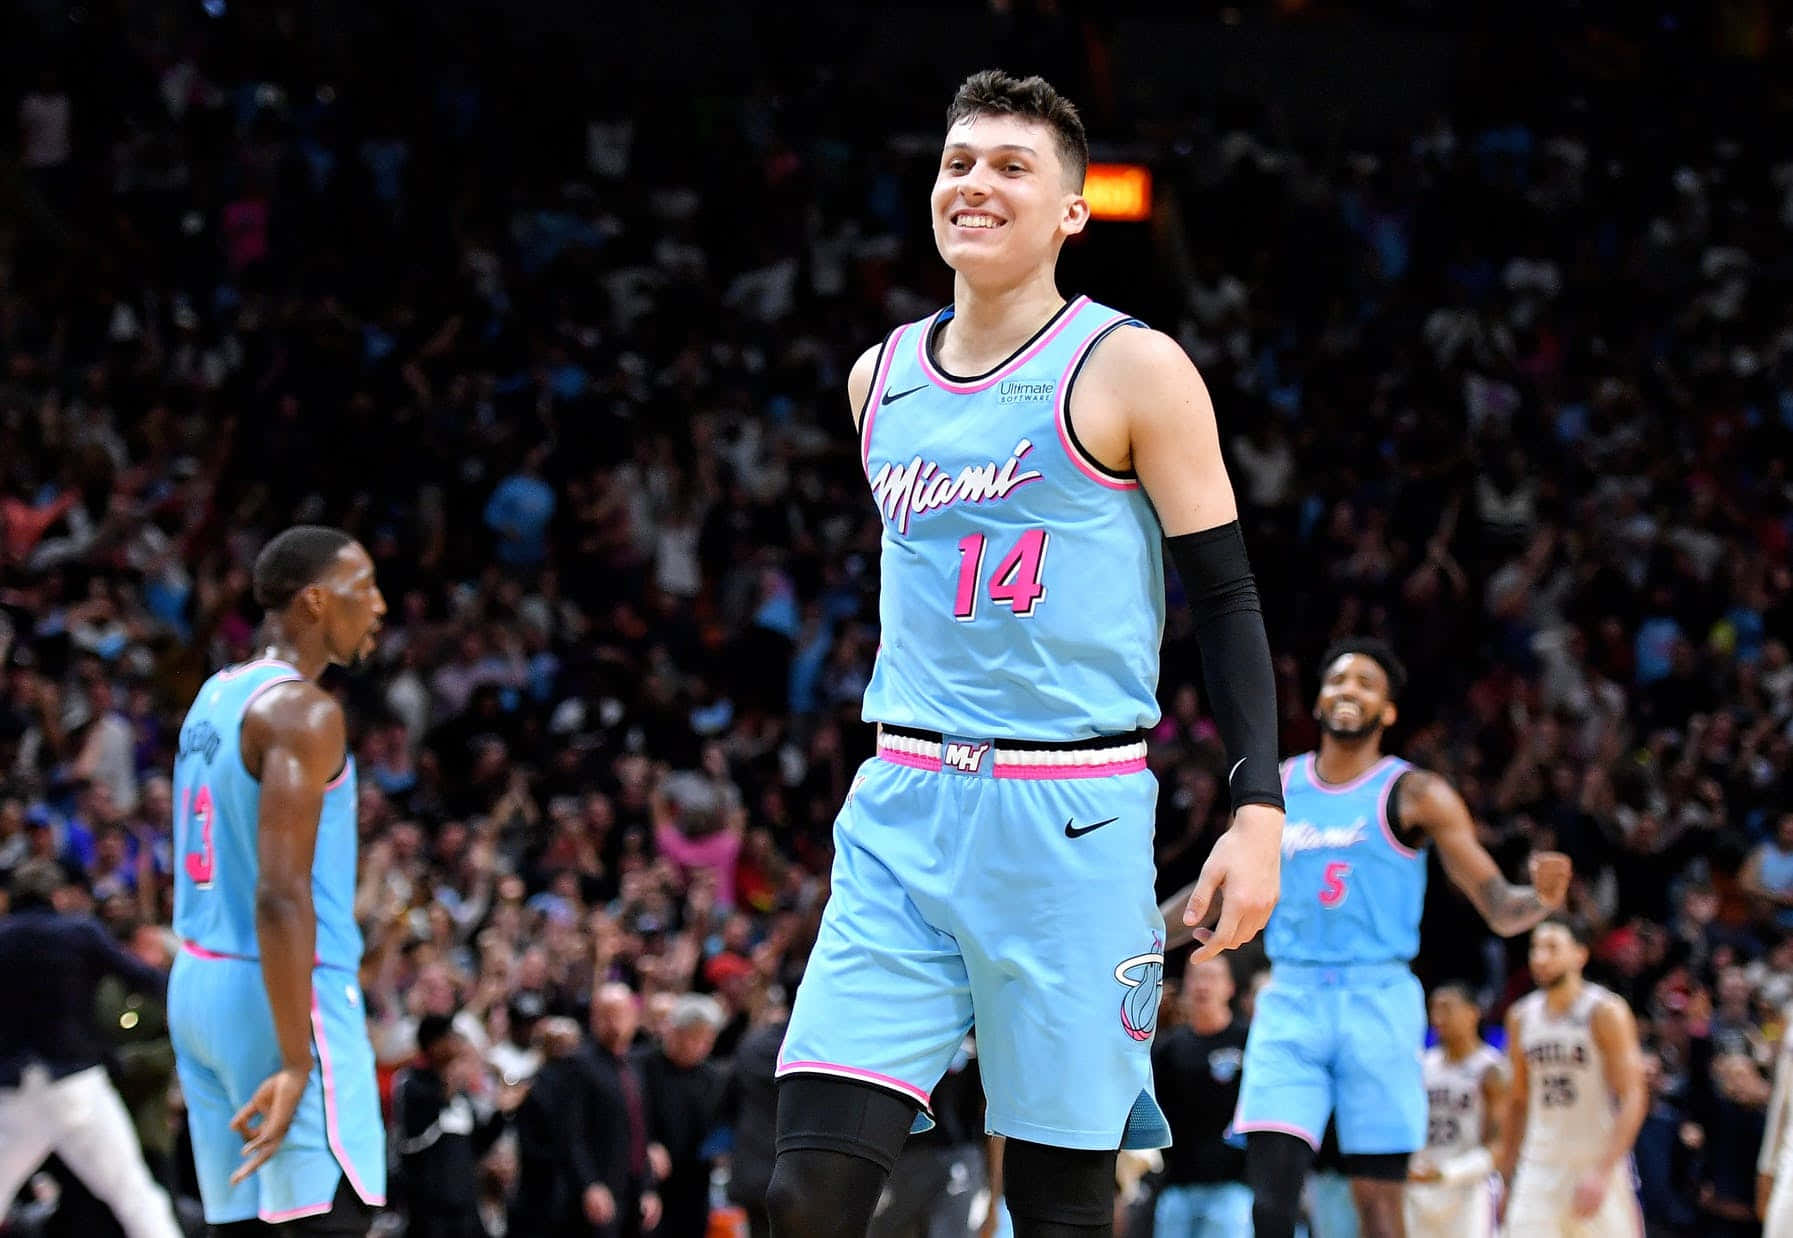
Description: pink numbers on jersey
xmin=1319 ymin=860 xmax=1351 ymax=908
xmin=181 ymin=784 xmax=216 ymax=889
xmin=953 ymin=529 xmax=1050 ymax=620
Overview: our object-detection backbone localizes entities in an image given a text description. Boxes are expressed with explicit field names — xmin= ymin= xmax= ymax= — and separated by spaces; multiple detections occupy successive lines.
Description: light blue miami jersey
xmin=1267 ymin=752 xmax=1426 ymax=966
xmin=172 ymin=657 xmax=362 ymax=971
xmin=858 ymin=295 xmax=1166 ymax=741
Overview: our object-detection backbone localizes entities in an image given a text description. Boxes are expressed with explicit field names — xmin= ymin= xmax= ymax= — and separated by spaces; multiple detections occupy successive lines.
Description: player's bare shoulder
xmin=847 ymin=341 xmax=885 ymax=433
xmin=241 ymin=679 xmax=345 ymax=778
xmin=1068 ymin=325 xmax=1217 ymax=485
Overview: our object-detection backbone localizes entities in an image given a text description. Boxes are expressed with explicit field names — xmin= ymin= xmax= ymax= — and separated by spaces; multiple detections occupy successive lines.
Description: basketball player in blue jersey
xmin=1160 ymin=639 xmax=1571 ymax=1238
xmin=769 ymin=70 xmax=1287 ymax=1238
xmin=168 ymin=526 xmax=388 ymax=1234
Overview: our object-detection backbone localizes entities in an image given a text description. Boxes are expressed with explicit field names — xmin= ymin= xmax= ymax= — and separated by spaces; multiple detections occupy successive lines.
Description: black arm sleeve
xmin=1166 ymin=522 xmax=1284 ymax=812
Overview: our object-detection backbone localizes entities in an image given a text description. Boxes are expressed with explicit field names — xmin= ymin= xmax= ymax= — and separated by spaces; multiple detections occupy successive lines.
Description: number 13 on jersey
xmin=954 ymin=529 xmax=1050 ymax=620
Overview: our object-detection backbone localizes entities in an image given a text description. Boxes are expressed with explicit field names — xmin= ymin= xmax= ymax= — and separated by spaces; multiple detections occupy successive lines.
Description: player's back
xmin=1423 ymin=1042 xmax=1503 ymax=1158
xmin=1514 ymin=984 xmax=1616 ymax=1169
xmin=171 ymin=658 xmax=361 ymax=971
xmin=858 ymin=295 xmax=1165 ymax=741
xmin=1265 ymin=753 xmax=1425 ymax=966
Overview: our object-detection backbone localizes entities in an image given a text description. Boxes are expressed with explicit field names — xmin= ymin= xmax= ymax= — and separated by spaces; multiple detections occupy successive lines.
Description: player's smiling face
xmin=1316 ymin=652 xmax=1396 ymax=740
xmin=932 ymin=113 xmax=1088 ymax=279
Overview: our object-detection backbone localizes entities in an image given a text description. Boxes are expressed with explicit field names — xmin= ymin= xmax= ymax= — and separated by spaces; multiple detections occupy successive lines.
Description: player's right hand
xmin=228 ymin=1065 xmax=311 ymax=1185
xmin=1184 ymin=802 xmax=1283 ymax=964
xmin=584 ymin=1183 xmax=617 ymax=1226
xmin=1528 ymin=851 xmax=1572 ymax=908
xmin=1407 ymin=1151 xmax=1441 ymax=1182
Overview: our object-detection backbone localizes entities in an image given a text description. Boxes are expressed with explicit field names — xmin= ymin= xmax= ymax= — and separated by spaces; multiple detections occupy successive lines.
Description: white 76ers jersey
xmin=1515 ymin=984 xmax=1617 ymax=1170
xmin=1423 ymin=1042 xmax=1505 ymax=1159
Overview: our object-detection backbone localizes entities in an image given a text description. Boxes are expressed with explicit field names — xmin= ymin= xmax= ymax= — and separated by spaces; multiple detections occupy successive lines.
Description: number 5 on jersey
xmin=181 ymin=785 xmax=216 ymax=888
xmin=955 ymin=529 xmax=1050 ymax=620
xmin=1319 ymin=860 xmax=1351 ymax=908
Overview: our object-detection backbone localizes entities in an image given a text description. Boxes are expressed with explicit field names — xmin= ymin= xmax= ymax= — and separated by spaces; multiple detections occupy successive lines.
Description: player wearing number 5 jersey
xmin=1172 ymin=640 xmax=1571 ymax=1238
xmin=169 ymin=526 xmax=388 ymax=1233
xmin=770 ymin=70 xmax=1286 ymax=1238
xmin=1497 ymin=918 xmax=1647 ymax=1238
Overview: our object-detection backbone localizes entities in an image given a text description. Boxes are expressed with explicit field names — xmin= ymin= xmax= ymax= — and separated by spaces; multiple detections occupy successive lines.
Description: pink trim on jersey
xmin=241 ymin=674 xmax=306 ymax=711
xmin=260 ymin=1199 xmax=335 ymax=1223
xmin=992 ymin=756 xmax=1148 ymax=780
xmin=217 ymin=656 xmax=302 ymax=681
xmin=1052 ymin=312 xmax=1141 ymax=491
xmin=1231 ymin=1118 xmax=1320 ymax=1150
xmin=310 ymin=993 xmax=386 ymax=1207
xmin=917 ymin=296 xmax=1089 ymax=394
xmin=776 ymin=1059 xmax=932 ymax=1108
xmin=880 ymin=748 xmax=943 ymax=773
xmin=1376 ymin=764 xmax=1421 ymax=859
xmin=1302 ymin=752 xmax=1397 ymax=795
xmin=323 ymin=756 xmax=353 ymax=792
xmin=860 ymin=324 xmax=909 ymax=474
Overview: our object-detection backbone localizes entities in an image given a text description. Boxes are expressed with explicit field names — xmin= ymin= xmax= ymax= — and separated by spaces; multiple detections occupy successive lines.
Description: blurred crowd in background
xmin=4 ymin=0 xmax=1793 ymax=1235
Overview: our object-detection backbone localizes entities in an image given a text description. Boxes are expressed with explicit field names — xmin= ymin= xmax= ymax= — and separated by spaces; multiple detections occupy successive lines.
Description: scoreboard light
xmin=1084 ymin=164 xmax=1153 ymax=222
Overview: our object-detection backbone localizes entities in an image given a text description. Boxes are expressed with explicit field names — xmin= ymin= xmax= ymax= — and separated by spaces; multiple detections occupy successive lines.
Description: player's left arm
xmin=1402 ymin=770 xmax=1570 ymax=936
xmin=1592 ymin=994 xmax=1648 ymax=1176
xmin=1080 ymin=327 xmax=1283 ymax=962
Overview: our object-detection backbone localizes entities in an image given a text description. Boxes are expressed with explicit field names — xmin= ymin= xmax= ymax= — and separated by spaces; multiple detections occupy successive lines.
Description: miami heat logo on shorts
xmin=1113 ymin=936 xmax=1164 ymax=1042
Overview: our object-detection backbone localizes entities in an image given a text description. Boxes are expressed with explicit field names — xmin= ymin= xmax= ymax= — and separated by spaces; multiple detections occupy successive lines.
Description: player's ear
xmin=1381 ymin=701 xmax=1398 ymax=730
xmin=1061 ymin=192 xmax=1090 ymax=236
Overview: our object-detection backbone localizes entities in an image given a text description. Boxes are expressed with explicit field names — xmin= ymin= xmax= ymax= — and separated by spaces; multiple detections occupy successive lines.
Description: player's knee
xmin=1246 ymin=1132 xmax=1315 ymax=1238
xmin=765 ymin=1149 xmax=888 ymax=1238
xmin=1001 ymin=1140 xmax=1115 ymax=1229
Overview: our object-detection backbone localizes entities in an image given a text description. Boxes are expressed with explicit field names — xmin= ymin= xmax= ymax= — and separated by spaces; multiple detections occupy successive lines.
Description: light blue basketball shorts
xmin=169 ymin=946 xmax=387 ymax=1224
xmin=779 ymin=725 xmax=1171 ymax=1151
xmin=1233 ymin=961 xmax=1427 ymax=1156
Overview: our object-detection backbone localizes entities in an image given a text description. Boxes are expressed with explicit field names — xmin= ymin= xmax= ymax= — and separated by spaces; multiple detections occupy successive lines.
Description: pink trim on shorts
xmin=880 ymin=748 xmax=944 ymax=773
xmin=991 ymin=756 xmax=1149 ymax=780
xmin=260 ymin=1199 xmax=335 ymax=1223
xmin=1052 ymin=312 xmax=1140 ymax=491
xmin=860 ymin=324 xmax=909 ymax=474
xmin=776 ymin=1059 xmax=931 ymax=1108
xmin=1303 ymin=752 xmax=1396 ymax=795
xmin=917 ymin=297 xmax=1088 ymax=394
xmin=182 ymin=940 xmax=254 ymax=963
xmin=1376 ymin=763 xmax=1421 ymax=859
xmin=310 ymin=993 xmax=386 ymax=1207
xmin=1231 ymin=1118 xmax=1321 ymax=1150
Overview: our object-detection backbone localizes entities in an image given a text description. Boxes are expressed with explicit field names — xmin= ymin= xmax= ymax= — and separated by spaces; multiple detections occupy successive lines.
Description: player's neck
xmin=256 ymin=623 xmax=326 ymax=682
xmin=1313 ymin=738 xmax=1383 ymax=785
xmin=1542 ymin=973 xmax=1584 ymax=1014
xmin=1442 ymin=1036 xmax=1479 ymax=1062
xmin=944 ymin=270 xmax=1066 ymax=371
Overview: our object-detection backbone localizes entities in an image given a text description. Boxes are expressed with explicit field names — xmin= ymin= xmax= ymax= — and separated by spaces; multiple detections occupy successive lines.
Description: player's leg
xmin=771 ymin=762 xmax=978 ymax=1235
xmin=1245 ymin=1133 xmax=1318 ymax=1238
xmin=960 ymin=769 xmax=1163 ymax=1235
xmin=1236 ymin=979 xmax=1335 ymax=1238
xmin=47 ymin=1065 xmax=183 ymax=1238
xmin=167 ymin=951 xmax=263 ymax=1225
xmin=1335 ymin=974 xmax=1426 ymax=1238
xmin=0 ymin=1069 xmax=57 ymax=1209
xmin=1341 ymin=1158 xmax=1407 ymax=1238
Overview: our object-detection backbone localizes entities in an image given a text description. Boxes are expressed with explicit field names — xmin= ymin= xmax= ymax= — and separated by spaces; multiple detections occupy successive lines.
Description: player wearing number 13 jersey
xmin=1211 ymin=639 xmax=1574 ymax=1238
xmin=771 ymin=71 xmax=1287 ymax=1238
xmin=169 ymin=527 xmax=387 ymax=1233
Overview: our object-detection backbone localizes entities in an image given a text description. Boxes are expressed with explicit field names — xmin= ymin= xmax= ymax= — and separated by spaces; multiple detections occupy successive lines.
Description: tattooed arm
xmin=1400 ymin=770 xmax=1571 ymax=937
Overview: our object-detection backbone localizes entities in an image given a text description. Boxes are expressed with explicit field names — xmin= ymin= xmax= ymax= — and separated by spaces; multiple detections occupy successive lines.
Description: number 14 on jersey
xmin=954 ymin=529 xmax=1050 ymax=620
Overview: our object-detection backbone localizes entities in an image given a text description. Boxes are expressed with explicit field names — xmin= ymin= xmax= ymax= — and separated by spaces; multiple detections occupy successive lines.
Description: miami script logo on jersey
xmin=1114 ymin=936 xmax=1164 ymax=1042
xmin=868 ymin=438 xmax=1044 ymax=535
xmin=1280 ymin=816 xmax=1369 ymax=856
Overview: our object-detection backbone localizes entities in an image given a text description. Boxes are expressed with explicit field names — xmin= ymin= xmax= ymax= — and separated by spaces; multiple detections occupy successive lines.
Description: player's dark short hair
xmin=1539 ymin=912 xmax=1593 ymax=947
xmin=1320 ymin=637 xmax=1408 ymax=702
xmin=947 ymin=69 xmax=1089 ymax=190
xmin=252 ymin=526 xmax=354 ymax=611
xmin=1430 ymin=981 xmax=1478 ymax=1009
